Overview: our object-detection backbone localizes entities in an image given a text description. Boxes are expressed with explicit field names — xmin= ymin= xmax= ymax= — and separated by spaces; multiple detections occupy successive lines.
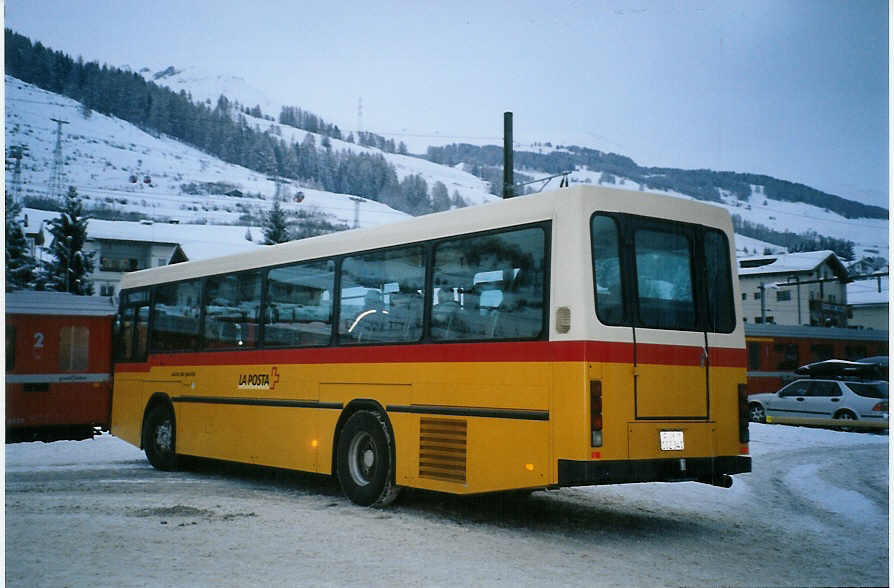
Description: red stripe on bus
xmin=113 ymin=341 xmax=745 ymax=369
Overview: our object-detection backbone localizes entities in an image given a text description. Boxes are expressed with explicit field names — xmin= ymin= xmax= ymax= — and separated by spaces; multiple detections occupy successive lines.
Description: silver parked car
xmin=748 ymin=379 xmax=889 ymax=429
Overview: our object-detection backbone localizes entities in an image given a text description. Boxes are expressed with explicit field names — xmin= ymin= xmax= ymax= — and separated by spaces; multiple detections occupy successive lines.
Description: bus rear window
xmin=591 ymin=213 xmax=737 ymax=333
xmin=634 ymin=228 xmax=695 ymax=330
xmin=704 ymin=229 xmax=735 ymax=333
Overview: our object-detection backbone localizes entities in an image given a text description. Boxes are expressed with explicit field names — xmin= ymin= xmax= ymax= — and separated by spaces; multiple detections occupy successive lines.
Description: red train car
xmin=6 ymin=291 xmax=116 ymax=442
xmin=745 ymin=324 xmax=888 ymax=395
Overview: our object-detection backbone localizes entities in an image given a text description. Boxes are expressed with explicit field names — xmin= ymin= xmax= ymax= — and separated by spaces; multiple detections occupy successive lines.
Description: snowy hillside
xmin=150 ymin=65 xmax=886 ymax=259
xmin=141 ymin=67 xmax=497 ymax=207
xmin=6 ymin=68 xmax=887 ymax=262
xmin=5 ymin=75 xmax=495 ymax=233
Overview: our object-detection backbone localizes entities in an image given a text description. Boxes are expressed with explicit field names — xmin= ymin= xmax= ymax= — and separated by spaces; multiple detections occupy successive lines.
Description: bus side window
xmin=117 ymin=289 xmax=150 ymax=362
xmin=117 ymin=308 xmax=135 ymax=361
xmin=151 ymin=280 xmax=202 ymax=352
xmin=265 ymin=259 xmax=335 ymax=347
xmin=431 ymin=226 xmax=546 ymax=341
xmin=204 ymin=271 xmax=262 ymax=349
xmin=590 ymin=215 xmax=625 ymax=325
xmin=339 ymin=246 xmax=425 ymax=344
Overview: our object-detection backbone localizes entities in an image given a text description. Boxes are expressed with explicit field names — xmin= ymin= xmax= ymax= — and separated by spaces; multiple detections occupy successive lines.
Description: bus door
xmin=593 ymin=214 xmax=735 ymax=458
xmin=627 ymin=221 xmax=709 ymax=422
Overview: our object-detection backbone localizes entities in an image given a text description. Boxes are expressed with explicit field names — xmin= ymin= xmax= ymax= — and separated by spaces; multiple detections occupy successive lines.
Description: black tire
xmin=336 ymin=410 xmax=401 ymax=507
xmin=749 ymin=403 xmax=766 ymax=424
xmin=143 ymin=403 xmax=178 ymax=471
xmin=833 ymin=410 xmax=857 ymax=432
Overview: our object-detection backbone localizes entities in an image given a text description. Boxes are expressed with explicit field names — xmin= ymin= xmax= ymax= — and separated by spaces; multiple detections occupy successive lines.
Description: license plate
xmin=660 ymin=430 xmax=684 ymax=451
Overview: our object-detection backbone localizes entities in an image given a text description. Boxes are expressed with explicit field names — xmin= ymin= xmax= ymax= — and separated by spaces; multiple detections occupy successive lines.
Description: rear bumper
xmin=557 ymin=455 xmax=751 ymax=487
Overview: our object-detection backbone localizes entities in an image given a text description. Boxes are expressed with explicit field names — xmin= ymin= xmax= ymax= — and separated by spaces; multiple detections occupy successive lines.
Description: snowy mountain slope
xmin=4 ymin=76 xmax=481 ymax=232
xmin=143 ymin=67 xmax=497 ymax=207
xmin=139 ymin=65 xmax=888 ymax=259
xmin=7 ymin=69 xmax=887 ymax=263
xmin=138 ymin=65 xmax=284 ymax=119
xmin=234 ymin=112 xmax=496 ymax=207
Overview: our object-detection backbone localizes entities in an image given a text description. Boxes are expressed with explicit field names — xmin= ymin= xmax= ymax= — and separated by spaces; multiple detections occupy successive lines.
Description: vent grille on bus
xmin=419 ymin=418 xmax=467 ymax=484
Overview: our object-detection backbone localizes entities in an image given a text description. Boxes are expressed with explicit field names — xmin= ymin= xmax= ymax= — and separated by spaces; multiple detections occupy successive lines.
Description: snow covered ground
xmin=5 ymin=424 xmax=888 ymax=586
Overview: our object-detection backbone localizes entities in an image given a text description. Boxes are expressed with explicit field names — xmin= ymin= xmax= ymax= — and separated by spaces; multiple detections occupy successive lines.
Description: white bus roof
xmin=118 ymin=185 xmax=733 ymax=290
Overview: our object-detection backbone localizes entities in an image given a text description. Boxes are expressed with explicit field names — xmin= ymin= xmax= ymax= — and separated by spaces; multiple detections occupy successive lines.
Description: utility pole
xmin=6 ymin=144 xmax=28 ymax=205
xmin=502 ymin=112 xmax=514 ymax=199
xmin=349 ymin=197 xmax=363 ymax=229
xmin=357 ymin=97 xmax=364 ymax=139
xmin=267 ymin=175 xmax=283 ymax=201
xmin=49 ymin=118 xmax=70 ymax=201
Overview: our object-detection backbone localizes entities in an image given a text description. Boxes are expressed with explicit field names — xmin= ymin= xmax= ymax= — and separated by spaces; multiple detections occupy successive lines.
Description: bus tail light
xmin=591 ymin=381 xmax=603 ymax=447
xmin=738 ymin=383 xmax=750 ymax=443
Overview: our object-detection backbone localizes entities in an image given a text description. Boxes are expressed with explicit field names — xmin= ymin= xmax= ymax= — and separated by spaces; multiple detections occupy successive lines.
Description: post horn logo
xmin=237 ymin=367 xmax=280 ymax=391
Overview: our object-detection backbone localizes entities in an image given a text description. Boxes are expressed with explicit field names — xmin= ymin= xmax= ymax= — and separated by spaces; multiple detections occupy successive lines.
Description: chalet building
xmin=737 ymin=251 xmax=849 ymax=327
xmin=16 ymin=209 xmax=261 ymax=299
xmin=84 ymin=220 xmax=187 ymax=297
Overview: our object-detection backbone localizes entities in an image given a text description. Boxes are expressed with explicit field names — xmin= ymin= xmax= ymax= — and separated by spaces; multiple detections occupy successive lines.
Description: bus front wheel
xmin=336 ymin=410 xmax=401 ymax=507
xmin=143 ymin=403 xmax=178 ymax=471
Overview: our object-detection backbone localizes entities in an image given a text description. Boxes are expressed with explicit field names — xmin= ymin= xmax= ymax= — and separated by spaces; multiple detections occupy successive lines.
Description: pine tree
xmin=5 ymin=193 xmax=37 ymax=291
xmin=451 ymin=190 xmax=467 ymax=209
xmin=42 ymin=186 xmax=95 ymax=295
xmin=431 ymin=181 xmax=450 ymax=212
xmin=263 ymin=201 xmax=290 ymax=244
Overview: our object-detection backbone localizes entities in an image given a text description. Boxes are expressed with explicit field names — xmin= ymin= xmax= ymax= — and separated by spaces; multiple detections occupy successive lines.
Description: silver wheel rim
xmin=348 ymin=431 xmax=376 ymax=487
xmin=750 ymin=406 xmax=764 ymax=422
xmin=155 ymin=420 xmax=173 ymax=453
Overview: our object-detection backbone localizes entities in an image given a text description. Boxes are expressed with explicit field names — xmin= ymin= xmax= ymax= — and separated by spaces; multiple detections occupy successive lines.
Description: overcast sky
xmin=5 ymin=0 xmax=889 ymax=208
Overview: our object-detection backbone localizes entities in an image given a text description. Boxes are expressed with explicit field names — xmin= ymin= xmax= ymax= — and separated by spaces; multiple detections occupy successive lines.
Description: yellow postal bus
xmin=111 ymin=185 xmax=751 ymax=506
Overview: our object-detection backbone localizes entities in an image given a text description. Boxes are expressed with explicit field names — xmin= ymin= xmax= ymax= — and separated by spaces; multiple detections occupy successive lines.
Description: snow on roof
xmin=88 ymin=218 xmax=263 ymax=260
xmin=738 ymin=250 xmax=844 ymax=277
xmin=21 ymin=209 xmax=262 ymax=261
xmin=5 ymin=291 xmax=117 ymax=316
xmin=847 ymin=275 xmax=889 ymax=306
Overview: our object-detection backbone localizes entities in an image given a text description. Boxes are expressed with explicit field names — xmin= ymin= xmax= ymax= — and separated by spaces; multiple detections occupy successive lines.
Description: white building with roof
xmin=737 ymin=250 xmax=849 ymax=327
xmin=19 ymin=208 xmax=263 ymax=298
xmin=847 ymin=272 xmax=889 ymax=330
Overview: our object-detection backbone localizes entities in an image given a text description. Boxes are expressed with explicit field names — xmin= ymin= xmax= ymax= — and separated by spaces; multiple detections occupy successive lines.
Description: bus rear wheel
xmin=143 ymin=403 xmax=178 ymax=471
xmin=336 ymin=410 xmax=401 ymax=507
